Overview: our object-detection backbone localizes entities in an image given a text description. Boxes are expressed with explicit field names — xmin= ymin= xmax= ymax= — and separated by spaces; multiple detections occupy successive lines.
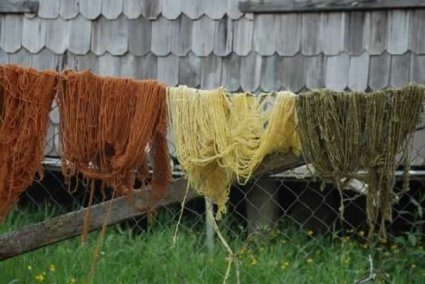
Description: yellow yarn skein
xmin=167 ymin=86 xmax=300 ymax=218
xmin=244 ymin=91 xmax=301 ymax=181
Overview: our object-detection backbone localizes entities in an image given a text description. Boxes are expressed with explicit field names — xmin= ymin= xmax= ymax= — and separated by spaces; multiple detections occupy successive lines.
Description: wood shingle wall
xmin=0 ymin=0 xmax=423 ymax=159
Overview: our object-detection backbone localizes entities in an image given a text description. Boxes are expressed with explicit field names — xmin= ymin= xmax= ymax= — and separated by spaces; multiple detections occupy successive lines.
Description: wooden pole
xmin=205 ymin=198 xmax=215 ymax=255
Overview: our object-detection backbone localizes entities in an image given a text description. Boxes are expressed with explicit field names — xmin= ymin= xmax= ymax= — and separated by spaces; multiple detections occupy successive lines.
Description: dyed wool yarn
xmin=364 ymin=86 xmax=424 ymax=239
xmin=167 ymin=86 xmax=300 ymax=218
xmin=167 ymin=87 xmax=234 ymax=217
xmin=0 ymin=65 xmax=57 ymax=220
xmin=296 ymin=85 xmax=425 ymax=239
xmin=246 ymin=91 xmax=301 ymax=180
xmin=58 ymin=70 xmax=171 ymax=207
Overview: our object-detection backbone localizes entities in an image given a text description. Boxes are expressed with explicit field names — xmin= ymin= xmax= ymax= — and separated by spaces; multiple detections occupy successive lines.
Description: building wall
xmin=0 ymin=0 xmax=424 ymax=159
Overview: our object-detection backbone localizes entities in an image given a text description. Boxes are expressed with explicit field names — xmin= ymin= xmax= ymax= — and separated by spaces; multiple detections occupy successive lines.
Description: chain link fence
xmin=1 ymin=103 xmax=425 ymax=283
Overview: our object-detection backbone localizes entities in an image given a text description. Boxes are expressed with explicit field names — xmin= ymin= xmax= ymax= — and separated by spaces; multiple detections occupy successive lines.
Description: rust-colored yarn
xmin=0 ymin=64 xmax=57 ymax=220
xmin=57 ymin=70 xmax=171 ymax=207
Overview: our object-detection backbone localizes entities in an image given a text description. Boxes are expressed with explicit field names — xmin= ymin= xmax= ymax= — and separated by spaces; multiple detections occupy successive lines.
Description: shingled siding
xmin=0 ymin=0 xmax=424 ymax=159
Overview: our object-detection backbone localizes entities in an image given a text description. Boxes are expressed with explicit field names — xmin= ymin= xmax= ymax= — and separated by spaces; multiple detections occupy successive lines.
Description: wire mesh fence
xmin=1 ymin=102 xmax=425 ymax=283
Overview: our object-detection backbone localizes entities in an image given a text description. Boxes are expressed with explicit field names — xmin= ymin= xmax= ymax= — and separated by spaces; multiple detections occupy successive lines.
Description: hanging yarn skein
xmin=0 ymin=64 xmax=57 ymax=220
xmin=58 ymin=70 xmax=171 ymax=207
xmin=167 ymin=86 xmax=300 ymax=218
xmin=167 ymin=87 xmax=235 ymax=218
xmin=365 ymin=86 xmax=424 ymax=239
xmin=296 ymin=90 xmax=364 ymax=183
xmin=246 ymin=91 xmax=301 ymax=179
xmin=296 ymin=85 xmax=425 ymax=240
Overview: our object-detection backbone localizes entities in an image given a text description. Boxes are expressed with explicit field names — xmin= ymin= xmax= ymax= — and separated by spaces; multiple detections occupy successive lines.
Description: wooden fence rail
xmin=0 ymin=153 xmax=304 ymax=260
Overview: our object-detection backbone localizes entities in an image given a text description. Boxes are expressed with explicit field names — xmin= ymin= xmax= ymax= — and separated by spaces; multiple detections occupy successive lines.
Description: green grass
xmin=1 ymin=208 xmax=425 ymax=284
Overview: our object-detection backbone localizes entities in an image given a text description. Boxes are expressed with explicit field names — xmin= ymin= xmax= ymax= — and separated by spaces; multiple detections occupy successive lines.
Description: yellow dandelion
xmin=34 ymin=274 xmax=45 ymax=282
xmin=48 ymin=264 xmax=56 ymax=272
xmin=27 ymin=265 xmax=33 ymax=271
xmin=280 ymin=260 xmax=290 ymax=270
xmin=307 ymin=230 xmax=314 ymax=236
xmin=306 ymin=258 xmax=314 ymax=264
